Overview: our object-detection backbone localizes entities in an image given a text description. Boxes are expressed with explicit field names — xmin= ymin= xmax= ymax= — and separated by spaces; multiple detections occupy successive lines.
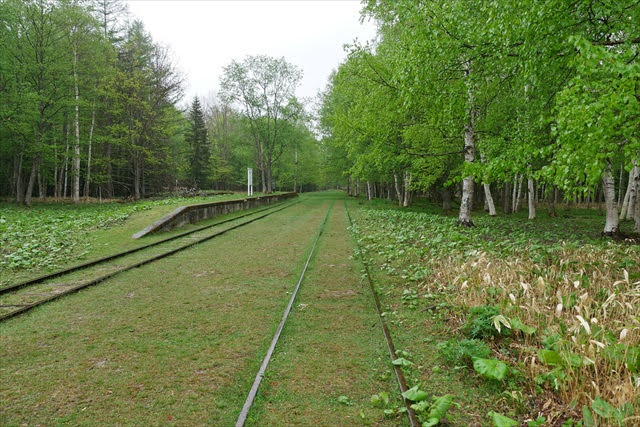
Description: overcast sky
xmin=124 ymin=1 xmax=377 ymax=105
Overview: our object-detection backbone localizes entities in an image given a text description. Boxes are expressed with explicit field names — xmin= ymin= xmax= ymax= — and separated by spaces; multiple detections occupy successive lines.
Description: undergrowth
xmin=353 ymin=205 xmax=640 ymax=426
xmin=0 ymin=195 xmax=238 ymax=273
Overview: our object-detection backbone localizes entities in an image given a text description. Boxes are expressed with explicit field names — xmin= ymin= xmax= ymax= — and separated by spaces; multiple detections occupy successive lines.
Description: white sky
xmin=124 ymin=0 xmax=377 ymax=104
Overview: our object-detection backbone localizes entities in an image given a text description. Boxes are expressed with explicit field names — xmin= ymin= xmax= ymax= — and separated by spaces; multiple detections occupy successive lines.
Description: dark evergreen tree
xmin=186 ymin=97 xmax=210 ymax=188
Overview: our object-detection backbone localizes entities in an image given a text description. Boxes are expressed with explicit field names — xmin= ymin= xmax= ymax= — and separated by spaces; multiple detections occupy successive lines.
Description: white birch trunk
xmin=366 ymin=181 xmax=372 ymax=201
xmin=403 ymin=171 xmax=411 ymax=207
xmin=527 ymin=178 xmax=536 ymax=220
xmin=84 ymin=106 xmax=95 ymax=199
xmin=620 ymin=173 xmax=632 ymax=220
xmin=602 ymin=162 xmax=619 ymax=235
xmin=458 ymin=62 xmax=476 ymax=226
xmin=626 ymin=163 xmax=639 ymax=220
xmin=72 ymin=42 xmax=81 ymax=203
xmin=515 ymin=175 xmax=524 ymax=212
xmin=394 ymin=173 xmax=403 ymax=206
xmin=483 ymin=183 xmax=496 ymax=216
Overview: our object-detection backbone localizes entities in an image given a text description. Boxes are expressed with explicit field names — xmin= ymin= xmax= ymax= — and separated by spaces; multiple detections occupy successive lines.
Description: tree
xmin=220 ymin=55 xmax=303 ymax=193
xmin=185 ymin=96 xmax=210 ymax=188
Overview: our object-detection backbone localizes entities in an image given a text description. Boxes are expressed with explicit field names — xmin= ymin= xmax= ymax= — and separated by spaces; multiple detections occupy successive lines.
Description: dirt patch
xmin=321 ymin=289 xmax=360 ymax=299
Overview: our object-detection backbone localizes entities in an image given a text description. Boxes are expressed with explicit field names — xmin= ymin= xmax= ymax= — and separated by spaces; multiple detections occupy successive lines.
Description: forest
xmin=2 ymin=1 xmax=640 ymax=425
xmin=320 ymin=0 xmax=640 ymax=236
xmin=0 ymin=0 xmax=326 ymax=205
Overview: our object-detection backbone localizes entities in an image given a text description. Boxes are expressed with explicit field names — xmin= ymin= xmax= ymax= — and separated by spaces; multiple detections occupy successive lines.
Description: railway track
xmin=235 ymin=200 xmax=334 ymax=427
xmin=345 ymin=200 xmax=420 ymax=427
xmin=0 ymin=199 xmax=299 ymax=322
xmin=235 ymin=199 xmax=418 ymax=427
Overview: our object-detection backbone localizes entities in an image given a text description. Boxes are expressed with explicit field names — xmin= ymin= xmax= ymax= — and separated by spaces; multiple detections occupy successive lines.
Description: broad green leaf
xmin=582 ymin=406 xmax=596 ymax=427
xmin=402 ymin=385 xmax=428 ymax=402
xmin=392 ymin=357 xmax=414 ymax=367
xmin=591 ymin=396 xmax=617 ymax=419
xmin=511 ymin=317 xmax=537 ymax=335
xmin=537 ymin=349 xmax=562 ymax=366
xmin=473 ymin=358 xmax=508 ymax=380
xmin=427 ymin=395 xmax=453 ymax=421
xmin=488 ymin=411 xmax=519 ymax=427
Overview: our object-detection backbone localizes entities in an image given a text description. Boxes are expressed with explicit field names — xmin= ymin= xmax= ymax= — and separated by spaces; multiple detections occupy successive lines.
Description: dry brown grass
xmin=423 ymin=243 xmax=640 ymax=420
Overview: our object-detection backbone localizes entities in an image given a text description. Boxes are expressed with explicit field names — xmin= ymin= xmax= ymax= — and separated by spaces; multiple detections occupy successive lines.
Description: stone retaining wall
xmin=132 ymin=192 xmax=297 ymax=239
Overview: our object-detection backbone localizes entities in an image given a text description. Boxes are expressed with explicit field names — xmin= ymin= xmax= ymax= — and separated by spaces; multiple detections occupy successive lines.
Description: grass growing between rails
xmin=0 ymin=198 xmax=327 ymax=425
xmin=0 ymin=193 xmax=267 ymax=286
xmin=350 ymin=199 xmax=640 ymax=426
xmin=246 ymin=201 xmax=401 ymax=426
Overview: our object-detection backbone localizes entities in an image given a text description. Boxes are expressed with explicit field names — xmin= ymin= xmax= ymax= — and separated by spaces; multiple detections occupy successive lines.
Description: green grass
xmin=0 ymin=193 xmax=269 ymax=287
xmin=349 ymin=196 xmax=640 ymax=425
xmin=245 ymin=199 xmax=402 ymax=426
xmin=0 ymin=195 xmax=329 ymax=425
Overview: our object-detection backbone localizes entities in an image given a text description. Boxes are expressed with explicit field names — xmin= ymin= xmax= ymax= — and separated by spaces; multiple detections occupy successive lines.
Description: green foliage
xmin=487 ymin=411 xmax=519 ymax=427
xmin=473 ymin=358 xmax=508 ymax=381
xmin=401 ymin=385 xmax=428 ymax=402
xmin=437 ymin=339 xmax=491 ymax=366
xmin=186 ymin=97 xmax=210 ymax=189
xmin=464 ymin=305 xmax=501 ymax=339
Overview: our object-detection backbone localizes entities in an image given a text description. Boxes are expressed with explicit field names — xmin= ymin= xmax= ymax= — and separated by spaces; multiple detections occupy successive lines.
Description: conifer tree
xmin=186 ymin=97 xmax=210 ymax=189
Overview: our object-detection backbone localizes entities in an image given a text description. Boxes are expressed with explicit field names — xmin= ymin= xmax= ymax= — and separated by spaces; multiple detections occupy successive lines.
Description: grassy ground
xmin=350 ymin=197 xmax=640 ymax=426
xmin=246 ymin=198 xmax=402 ymax=426
xmin=0 ymin=193 xmax=273 ymax=287
xmin=0 ymin=192 xmax=413 ymax=426
xmin=5 ymin=191 xmax=631 ymax=425
xmin=1 ymin=196 xmax=327 ymax=425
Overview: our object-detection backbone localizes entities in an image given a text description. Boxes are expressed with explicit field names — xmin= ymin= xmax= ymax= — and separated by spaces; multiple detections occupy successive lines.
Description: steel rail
xmin=0 ymin=199 xmax=299 ymax=297
xmin=235 ymin=201 xmax=334 ymax=427
xmin=344 ymin=200 xmax=420 ymax=427
xmin=0 ymin=201 xmax=299 ymax=323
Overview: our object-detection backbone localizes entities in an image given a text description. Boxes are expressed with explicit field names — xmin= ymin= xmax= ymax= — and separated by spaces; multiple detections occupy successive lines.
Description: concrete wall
xmin=132 ymin=192 xmax=297 ymax=239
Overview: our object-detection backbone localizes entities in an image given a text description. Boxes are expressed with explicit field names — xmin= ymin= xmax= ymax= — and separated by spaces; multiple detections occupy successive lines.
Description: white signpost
xmin=247 ymin=168 xmax=253 ymax=196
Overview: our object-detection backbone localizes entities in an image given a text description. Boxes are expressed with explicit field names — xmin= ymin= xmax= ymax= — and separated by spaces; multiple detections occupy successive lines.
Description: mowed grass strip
xmin=245 ymin=198 xmax=401 ymax=426
xmin=0 ymin=197 xmax=327 ymax=425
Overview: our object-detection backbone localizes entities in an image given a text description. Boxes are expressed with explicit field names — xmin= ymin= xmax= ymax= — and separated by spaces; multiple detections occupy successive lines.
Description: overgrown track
xmin=345 ymin=200 xmax=420 ymax=427
xmin=235 ymin=201 xmax=334 ymax=427
xmin=0 ymin=199 xmax=299 ymax=322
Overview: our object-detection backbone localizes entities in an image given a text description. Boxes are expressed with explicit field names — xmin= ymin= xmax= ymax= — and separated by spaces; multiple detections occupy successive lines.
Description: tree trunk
xmin=602 ymin=162 xmax=619 ymax=236
xmin=458 ymin=64 xmax=476 ymax=227
xmin=62 ymin=122 xmax=70 ymax=198
xmin=618 ymin=165 xmax=624 ymax=208
xmin=620 ymin=170 xmax=633 ymax=220
xmin=394 ymin=173 xmax=403 ymax=206
xmin=366 ymin=181 xmax=372 ymax=200
xmin=546 ymin=186 xmax=557 ymax=217
xmin=503 ymin=182 xmax=512 ymax=214
xmin=24 ymin=155 xmax=41 ymax=207
xmin=403 ymin=171 xmax=411 ymax=207
xmin=511 ymin=174 xmax=518 ymax=212
xmin=442 ymin=188 xmax=452 ymax=212
xmin=134 ymin=156 xmax=142 ymax=200
xmin=527 ymin=178 xmax=536 ymax=220
xmin=84 ymin=106 xmax=95 ymax=199
xmin=515 ymin=175 xmax=524 ymax=212
xmin=626 ymin=163 xmax=639 ymax=221
xmin=72 ymin=43 xmax=81 ymax=204
xmin=266 ymin=154 xmax=273 ymax=194
xmin=483 ymin=183 xmax=496 ymax=216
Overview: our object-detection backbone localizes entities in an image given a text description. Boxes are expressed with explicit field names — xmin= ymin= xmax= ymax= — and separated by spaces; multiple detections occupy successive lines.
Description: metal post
xmin=247 ymin=168 xmax=253 ymax=196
